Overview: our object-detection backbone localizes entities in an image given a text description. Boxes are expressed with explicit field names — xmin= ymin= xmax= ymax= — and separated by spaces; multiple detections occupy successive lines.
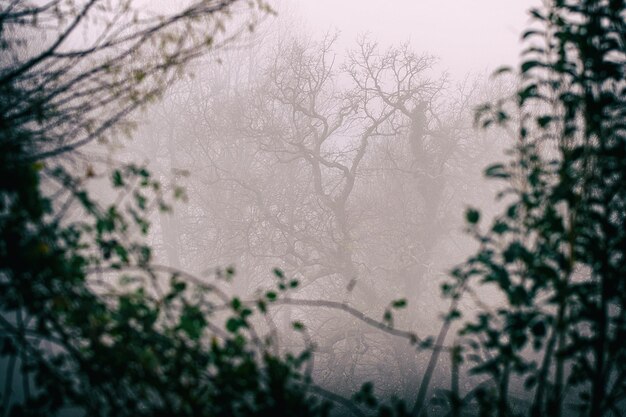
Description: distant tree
xmin=145 ymin=31 xmax=512 ymax=403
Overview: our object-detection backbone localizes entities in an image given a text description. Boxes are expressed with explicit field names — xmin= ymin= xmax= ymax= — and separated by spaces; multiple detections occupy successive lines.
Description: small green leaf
xmin=485 ymin=164 xmax=510 ymax=179
xmin=383 ymin=309 xmax=393 ymax=326
xmin=466 ymin=208 xmax=480 ymax=224
xmin=492 ymin=221 xmax=509 ymax=234
xmin=521 ymin=60 xmax=544 ymax=73
xmin=172 ymin=281 xmax=186 ymax=293
xmin=173 ymin=186 xmax=187 ymax=201
xmin=537 ymin=115 xmax=554 ymax=128
xmin=391 ymin=299 xmax=407 ymax=309
xmin=226 ymin=317 xmax=241 ymax=333
xmin=112 ymin=170 xmax=124 ymax=187
xmin=179 ymin=305 xmax=206 ymax=340
xmin=492 ymin=66 xmax=512 ymax=76
xmin=447 ymin=309 xmax=461 ymax=320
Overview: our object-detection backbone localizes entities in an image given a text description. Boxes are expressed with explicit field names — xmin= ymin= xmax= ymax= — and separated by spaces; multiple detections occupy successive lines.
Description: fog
xmin=113 ymin=1 xmax=530 ymax=407
xmin=0 ymin=0 xmax=532 ymax=413
xmin=3 ymin=1 xmax=624 ymax=416
xmin=288 ymin=0 xmax=532 ymax=80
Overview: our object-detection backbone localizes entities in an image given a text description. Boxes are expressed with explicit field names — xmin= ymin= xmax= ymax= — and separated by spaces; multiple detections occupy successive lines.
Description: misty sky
xmin=288 ymin=0 xmax=536 ymax=79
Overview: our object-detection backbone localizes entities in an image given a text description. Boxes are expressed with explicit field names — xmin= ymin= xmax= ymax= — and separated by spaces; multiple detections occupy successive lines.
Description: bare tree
xmin=143 ymin=31 xmax=511 ymax=398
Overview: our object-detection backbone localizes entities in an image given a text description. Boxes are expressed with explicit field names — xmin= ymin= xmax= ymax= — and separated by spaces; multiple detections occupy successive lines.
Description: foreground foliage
xmin=0 ymin=0 xmax=624 ymax=417
xmin=0 ymin=1 xmax=326 ymax=416
xmin=444 ymin=1 xmax=626 ymax=416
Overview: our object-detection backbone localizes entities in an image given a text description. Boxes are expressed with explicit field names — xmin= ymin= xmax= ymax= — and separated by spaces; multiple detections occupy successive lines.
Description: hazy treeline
xmin=131 ymin=27 xmax=514 ymax=399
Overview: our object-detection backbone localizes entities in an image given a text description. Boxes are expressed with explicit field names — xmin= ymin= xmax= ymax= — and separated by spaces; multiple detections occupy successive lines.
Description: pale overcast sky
xmin=281 ymin=1 xmax=536 ymax=80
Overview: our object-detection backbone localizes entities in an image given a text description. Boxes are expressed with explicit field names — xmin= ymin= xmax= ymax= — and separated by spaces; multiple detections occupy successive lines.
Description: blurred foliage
xmin=0 ymin=142 xmax=327 ymax=416
xmin=0 ymin=0 xmax=624 ymax=417
xmin=444 ymin=1 xmax=626 ymax=416
xmin=0 ymin=1 xmax=328 ymax=416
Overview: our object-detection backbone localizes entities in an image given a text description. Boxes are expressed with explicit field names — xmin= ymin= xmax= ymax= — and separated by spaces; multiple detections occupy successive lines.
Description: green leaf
xmin=529 ymin=8 xmax=545 ymax=20
xmin=522 ymin=29 xmax=544 ymax=39
xmin=492 ymin=221 xmax=509 ymax=234
xmin=484 ymin=164 xmax=510 ymax=179
xmin=226 ymin=317 xmax=242 ymax=333
xmin=492 ymin=66 xmax=512 ymax=76
xmin=518 ymin=84 xmax=538 ymax=104
xmin=447 ymin=309 xmax=461 ymax=320
xmin=521 ymin=60 xmax=544 ymax=73
xmin=537 ymin=115 xmax=554 ymax=128
xmin=391 ymin=299 xmax=407 ymax=309
xmin=173 ymin=186 xmax=187 ymax=201
xmin=179 ymin=305 xmax=206 ymax=340
xmin=466 ymin=208 xmax=481 ymax=224
xmin=172 ymin=281 xmax=186 ymax=293
xmin=112 ymin=170 xmax=124 ymax=187
xmin=383 ymin=309 xmax=393 ymax=326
